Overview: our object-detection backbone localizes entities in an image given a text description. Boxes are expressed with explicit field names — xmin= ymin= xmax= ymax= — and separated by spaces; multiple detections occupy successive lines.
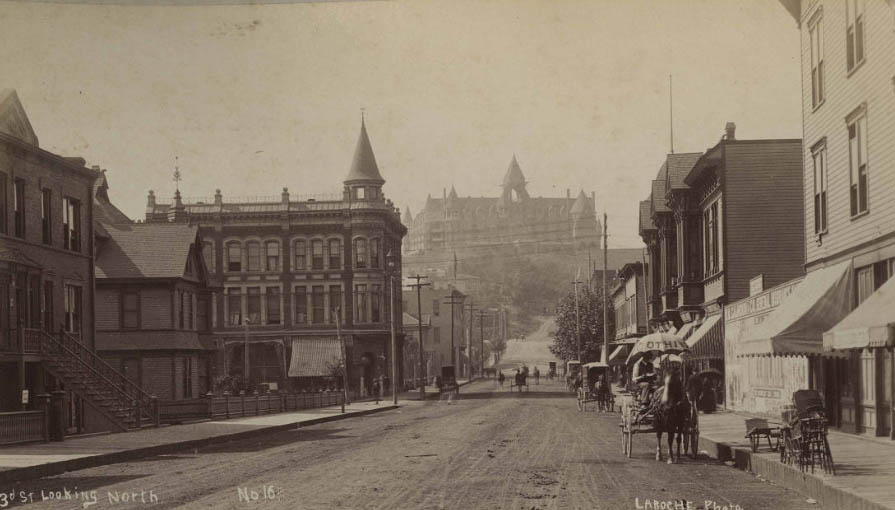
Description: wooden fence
xmin=0 ymin=411 xmax=47 ymax=445
xmin=159 ymin=392 xmax=345 ymax=423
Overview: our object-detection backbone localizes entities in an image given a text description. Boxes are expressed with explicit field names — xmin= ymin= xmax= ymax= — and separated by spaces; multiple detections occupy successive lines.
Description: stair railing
xmin=40 ymin=328 xmax=158 ymax=427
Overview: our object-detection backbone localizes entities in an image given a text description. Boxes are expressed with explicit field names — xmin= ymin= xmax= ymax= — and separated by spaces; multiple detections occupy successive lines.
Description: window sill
xmin=850 ymin=210 xmax=869 ymax=221
xmin=811 ymin=98 xmax=825 ymax=114
xmin=846 ymin=58 xmax=866 ymax=79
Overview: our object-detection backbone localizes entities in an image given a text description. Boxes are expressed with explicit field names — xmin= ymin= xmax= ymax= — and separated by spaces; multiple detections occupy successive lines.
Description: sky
xmin=0 ymin=0 xmax=802 ymax=248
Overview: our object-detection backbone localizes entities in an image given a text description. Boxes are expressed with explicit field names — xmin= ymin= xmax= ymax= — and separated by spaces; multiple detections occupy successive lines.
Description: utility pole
xmin=406 ymin=275 xmax=431 ymax=400
xmin=572 ymin=276 xmax=583 ymax=363
xmin=243 ymin=318 xmax=251 ymax=390
xmin=443 ymin=292 xmax=464 ymax=367
xmin=386 ymin=250 xmax=399 ymax=405
xmin=476 ymin=310 xmax=489 ymax=377
xmin=334 ymin=311 xmax=350 ymax=406
xmin=464 ymin=298 xmax=476 ymax=379
xmin=602 ymin=211 xmax=609 ymax=365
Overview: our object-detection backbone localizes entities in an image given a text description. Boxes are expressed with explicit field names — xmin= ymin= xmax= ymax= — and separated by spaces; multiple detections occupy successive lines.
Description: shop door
xmin=858 ymin=348 xmax=877 ymax=435
xmin=839 ymin=355 xmax=859 ymax=433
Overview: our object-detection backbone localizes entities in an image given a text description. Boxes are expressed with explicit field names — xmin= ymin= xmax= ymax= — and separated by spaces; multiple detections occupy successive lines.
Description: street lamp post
xmin=386 ymin=250 xmax=399 ymax=405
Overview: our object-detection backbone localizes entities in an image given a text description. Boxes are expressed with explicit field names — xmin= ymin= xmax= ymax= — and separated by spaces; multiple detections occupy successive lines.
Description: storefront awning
xmin=288 ymin=337 xmax=343 ymax=377
xmin=676 ymin=322 xmax=696 ymax=341
xmin=738 ymin=260 xmax=852 ymax=356
xmin=824 ymin=275 xmax=895 ymax=351
xmin=685 ymin=314 xmax=723 ymax=361
xmin=608 ymin=345 xmax=628 ymax=365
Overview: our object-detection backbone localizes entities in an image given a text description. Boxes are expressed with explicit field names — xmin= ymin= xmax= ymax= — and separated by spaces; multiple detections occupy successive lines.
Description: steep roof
xmin=404 ymin=206 xmax=413 ymax=223
xmin=96 ymin=223 xmax=199 ymax=279
xmin=93 ymin=172 xmax=132 ymax=225
xmin=448 ymin=186 xmax=458 ymax=200
xmin=665 ymin=152 xmax=702 ymax=191
xmin=502 ymin=155 xmax=526 ymax=188
xmin=344 ymin=119 xmax=384 ymax=184
xmin=569 ymin=190 xmax=591 ymax=217
xmin=651 ymin=180 xmax=669 ymax=213
xmin=0 ymin=89 xmax=38 ymax=146
xmin=638 ymin=199 xmax=654 ymax=233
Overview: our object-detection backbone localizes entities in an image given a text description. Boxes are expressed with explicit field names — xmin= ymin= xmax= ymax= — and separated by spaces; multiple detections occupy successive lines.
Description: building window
xmin=182 ymin=357 xmax=193 ymax=399
xmin=265 ymin=241 xmax=279 ymax=272
xmin=41 ymin=189 xmax=52 ymax=245
xmin=0 ymin=172 xmax=7 ymax=234
xmin=329 ymin=286 xmax=342 ymax=323
xmin=809 ymin=14 xmax=824 ymax=108
xmin=329 ymin=239 xmax=342 ymax=269
xmin=371 ymin=284 xmax=381 ymax=323
xmin=703 ymin=201 xmax=720 ymax=276
xmin=28 ymin=275 xmax=40 ymax=328
xmin=203 ymin=241 xmax=215 ymax=273
xmin=294 ymin=240 xmax=306 ymax=271
xmin=846 ymin=0 xmax=864 ymax=72
xmin=848 ymin=113 xmax=868 ymax=216
xmin=43 ymin=281 xmax=53 ymax=331
xmin=294 ymin=287 xmax=307 ymax=324
xmin=311 ymin=240 xmax=324 ymax=270
xmin=370 ymin=238 xmax=381 ymax=268
xmin=63 ymin=197 xmax=80 ymax=251
xmin=227 ymin=242 xmax=242 ymax=272
xmin=197 ymin=294 xmax=208 ymax=331
xmin=354 ymin=238 xmax=368 ymax=269
xmin=434 ymin=326 xmax=441 ymax=344
xmin=355 ymin=187 xmax=365 ymax=200
xmin=432 ymin=299 xmax=440 ymax=316
xmin=64 ymin=284 xmax=82 ymax=334
xmin=266 ymin=287 xmax=281 ymax=325
xmin=178 ymin=291 xmax=186 ymax=329
xmin=246 ymin=242 xmax=261 ymax=272
xmin=227 ymin=288 xmax=242 ymax=326
xmin=856 ymin=265 xmax=874 ymax=305
xmin=247 ymin=287 xmax=261 ymax=324
xmin=812 ymin=142 xmax=828 ymax=233
xmin=122 ymin=291 xmax=139 ymax=330
xmin=354 ymin=284 xmax=368 ymax=323
xmin=14 ymin=178 xmax=25 ymax=238
xmin=311 ymin=285 xmax=325 ymax=324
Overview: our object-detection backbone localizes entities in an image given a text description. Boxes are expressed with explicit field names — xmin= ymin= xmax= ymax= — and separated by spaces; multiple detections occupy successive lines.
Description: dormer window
xmin=355 ymin=187 xmax=366 ymax=200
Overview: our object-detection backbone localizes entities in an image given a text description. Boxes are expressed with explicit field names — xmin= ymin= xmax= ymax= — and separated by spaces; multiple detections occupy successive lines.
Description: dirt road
xmin=4 ymin=380 xmax=820 ymax=510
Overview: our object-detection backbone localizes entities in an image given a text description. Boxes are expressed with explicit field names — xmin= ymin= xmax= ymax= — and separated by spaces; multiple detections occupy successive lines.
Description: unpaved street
xmin=5 ymin=377 xmax=819 ymax=510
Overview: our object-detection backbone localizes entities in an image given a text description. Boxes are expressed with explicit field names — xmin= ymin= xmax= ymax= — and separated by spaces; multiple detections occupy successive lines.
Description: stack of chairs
xmin=789 ymin=390 xmax=835 ymax=475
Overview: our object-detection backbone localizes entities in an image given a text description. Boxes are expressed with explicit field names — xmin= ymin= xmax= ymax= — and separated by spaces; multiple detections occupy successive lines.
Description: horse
xmin=654 ymin=369 xmax=690 ymax=464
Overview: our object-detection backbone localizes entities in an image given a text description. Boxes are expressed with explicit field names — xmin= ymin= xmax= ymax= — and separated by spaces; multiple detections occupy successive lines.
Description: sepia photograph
xmin=1 ymin=0 xmax=894 ymax=508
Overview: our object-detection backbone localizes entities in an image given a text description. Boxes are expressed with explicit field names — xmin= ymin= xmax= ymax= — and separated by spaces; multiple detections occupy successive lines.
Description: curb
xmin=0 ymin=405 xmax=398 ymax=485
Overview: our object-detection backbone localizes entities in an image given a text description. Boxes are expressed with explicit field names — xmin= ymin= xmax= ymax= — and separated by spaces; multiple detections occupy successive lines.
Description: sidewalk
xmin=613 ymin=389 xmax=895 ymax=510
xmin=0 ymin=399 xmax=399 ymax=484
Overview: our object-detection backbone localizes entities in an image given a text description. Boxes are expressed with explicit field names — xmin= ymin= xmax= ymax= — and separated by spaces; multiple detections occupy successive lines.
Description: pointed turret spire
xmin=448 ymin=185 xmax=458 ymax=200
xmin=404 ymin=206 xmax=413 ymax=223
xmin=502 ymin=154 xmax=526 ymax=188
xmin=344 ymin=116 xmax=385 ymax=185
xmin=570 ymin=190 xmax=593 ymax=218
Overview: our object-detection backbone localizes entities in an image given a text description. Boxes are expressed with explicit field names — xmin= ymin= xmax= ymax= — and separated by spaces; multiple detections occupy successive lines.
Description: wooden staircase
xmin=38 ymin=329 xmax=158 ymax=431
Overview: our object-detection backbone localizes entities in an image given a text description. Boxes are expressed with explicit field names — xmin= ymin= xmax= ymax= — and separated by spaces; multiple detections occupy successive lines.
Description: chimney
xmin=281 ymin=187 xmax=290 ymax=204
xmin=725 ymin=122 xmax=736 ymax=140
xmin=214 ymin=189 xmax=222 ymax=206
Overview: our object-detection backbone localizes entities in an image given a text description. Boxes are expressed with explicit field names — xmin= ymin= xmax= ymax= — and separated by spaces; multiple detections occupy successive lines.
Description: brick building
xmin=0 ymin=89 xmax=104 ymax=432
xmin=144 ymin=120 xmax=407 ymax=397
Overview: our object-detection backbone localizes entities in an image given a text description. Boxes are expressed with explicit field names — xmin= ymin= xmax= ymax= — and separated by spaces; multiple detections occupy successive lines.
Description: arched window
xmin=328 ymin=239 xmax=342 ymax=269
xmin=246 ymin=241 xmax=261 ymax=272
xmin=311 ymin=240 xmax=324 ymax=270
xmin=370 ymin=239 xmax=381 ymax=268
xmin=226 ymin=241 xmax=241 ymax=272
xmin=265 ymin=241 xmax=279 ymax=272
xmin=294 ymin=240 xmax=307 ymax=271
xmin=354 ymin=238 xmax=368 ymax=269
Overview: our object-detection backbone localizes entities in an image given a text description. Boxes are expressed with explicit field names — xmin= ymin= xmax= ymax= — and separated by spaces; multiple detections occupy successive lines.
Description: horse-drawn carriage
xmin=619 ymin=333 xmax=699 ymax=463
xmin=437 ymin=365 xmax=460 ymax=395
xmin=577 ymin=361 xmax=615 ymax=412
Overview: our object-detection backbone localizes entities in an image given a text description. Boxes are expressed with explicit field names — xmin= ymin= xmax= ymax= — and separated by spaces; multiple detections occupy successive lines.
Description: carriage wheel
xmin=621 ymin=420 xmax=628 ymax=455
xmin=627 ymin=425 xmax=634 ymax=458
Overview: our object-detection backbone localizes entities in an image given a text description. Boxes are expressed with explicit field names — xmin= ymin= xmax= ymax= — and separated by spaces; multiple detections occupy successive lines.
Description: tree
xmin=549 ymin=284 xmax=615 ymax=363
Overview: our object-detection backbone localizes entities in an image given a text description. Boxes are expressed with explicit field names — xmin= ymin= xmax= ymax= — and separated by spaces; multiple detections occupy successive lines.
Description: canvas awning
xmin=288 ymin=337 xmax=343 ymax=377
xmin=685 ymin=314 xmax=723 ymax=361
xmin=608 ymin=345 xmax=628 ymax=365
xmin=738 ymin=260 xmax=852 ymax=356
xmin=676 ymin=322 xmax=696 ymax=341
xmin=824 ymin=275 xmax=895 ymax=351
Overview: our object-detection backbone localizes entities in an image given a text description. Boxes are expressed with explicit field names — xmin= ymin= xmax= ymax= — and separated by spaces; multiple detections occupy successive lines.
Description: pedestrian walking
xmin=498 ymin=371 xmax=505 ymax=388
xmin=533 ymin=367 xmax=540 ymax=385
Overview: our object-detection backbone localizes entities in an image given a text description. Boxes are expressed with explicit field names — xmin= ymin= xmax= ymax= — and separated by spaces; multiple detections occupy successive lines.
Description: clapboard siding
xmin=95 ymin=288 xmax=120 ymax=331
xmin=141 ymin=287 xmax=172 ymax=329
xmin=800 ymin=0 xmax=895 ymax=267
xmin=724 ymin=140 xmax=806 ymax=303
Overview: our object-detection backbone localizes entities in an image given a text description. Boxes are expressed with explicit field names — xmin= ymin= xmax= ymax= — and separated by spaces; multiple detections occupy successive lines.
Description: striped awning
xmin=824 ymin=275 xmax=895 ymax=351
xmin=288 ymin=337 xmax=343 ymax=377
xmin=608 ymin=345 xmax=628 ymax=365
xmin=685 ymin=314 xmax=723 ymax=361
xmin=676 ymin=322 xmax=696 ymax=341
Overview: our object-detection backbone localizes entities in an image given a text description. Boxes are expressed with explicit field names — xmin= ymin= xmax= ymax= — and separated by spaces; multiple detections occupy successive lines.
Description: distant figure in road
xmin=533 ymin=367 xmax=540 ymax=385
xmin=498 ymin=371 xmax=505 ymax=387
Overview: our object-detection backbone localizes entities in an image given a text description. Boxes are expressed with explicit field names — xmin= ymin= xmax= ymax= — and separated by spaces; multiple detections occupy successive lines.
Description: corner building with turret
xmin=145 ymin=120 xmax=407 ymax=397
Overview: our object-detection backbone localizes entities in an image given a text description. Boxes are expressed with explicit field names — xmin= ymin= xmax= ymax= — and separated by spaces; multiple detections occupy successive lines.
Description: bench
xmin=744 ymin=418 xmax=781 ymax=452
